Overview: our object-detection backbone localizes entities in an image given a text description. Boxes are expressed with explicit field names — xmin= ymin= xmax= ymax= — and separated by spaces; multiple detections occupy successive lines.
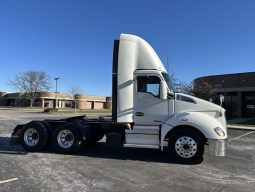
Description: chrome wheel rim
xmin=24 ymin=128 xmax=39 ymax=146
xmin=175 ymin=136 xmax=197 ymax=158
xmin=57 ymin=130 xmax=74 ymax=149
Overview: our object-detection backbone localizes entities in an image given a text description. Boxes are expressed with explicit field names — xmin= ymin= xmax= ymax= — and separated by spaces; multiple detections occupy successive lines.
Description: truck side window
xmin=137 ymin=76 xmax=160 ymax=97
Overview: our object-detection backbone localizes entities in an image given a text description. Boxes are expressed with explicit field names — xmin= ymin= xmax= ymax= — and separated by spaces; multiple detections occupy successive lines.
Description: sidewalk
xmin=227 ymin=118 xmax=255 ymax=131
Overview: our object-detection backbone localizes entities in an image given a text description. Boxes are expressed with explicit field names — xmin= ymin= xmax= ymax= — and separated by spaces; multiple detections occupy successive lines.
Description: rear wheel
xmin=20 ymin=121 xmax=48 ymax=151
xmin=52 ymin=123 xmax=82 ymax=154
xmin=168 ymin=129 xmax=204 ymax=164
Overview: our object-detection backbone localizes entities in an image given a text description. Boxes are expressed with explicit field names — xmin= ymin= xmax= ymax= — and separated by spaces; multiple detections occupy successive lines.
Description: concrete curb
xmin=227 ymin=125 xmax=255 ymax=131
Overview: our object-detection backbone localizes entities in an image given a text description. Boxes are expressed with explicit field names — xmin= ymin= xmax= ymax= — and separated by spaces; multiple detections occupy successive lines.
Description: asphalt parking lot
xmin=0 ymin=108 xmax=254 ymax=192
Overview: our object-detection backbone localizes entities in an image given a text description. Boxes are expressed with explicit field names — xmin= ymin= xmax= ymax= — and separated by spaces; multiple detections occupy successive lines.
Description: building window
xmin=243 ymin=92 xmax=255 ymax=118
xmin=221 ymin=92 xmax=238 ymax=119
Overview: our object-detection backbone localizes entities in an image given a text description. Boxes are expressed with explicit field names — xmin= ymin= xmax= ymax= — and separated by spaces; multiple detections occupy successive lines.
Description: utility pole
xmin=54 ymin=77 xmax=60 ymax=108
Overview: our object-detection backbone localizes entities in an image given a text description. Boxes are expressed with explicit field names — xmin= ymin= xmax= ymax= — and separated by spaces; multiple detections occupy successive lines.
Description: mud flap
xmin=10 ymin=124 xmax=24 ymax=145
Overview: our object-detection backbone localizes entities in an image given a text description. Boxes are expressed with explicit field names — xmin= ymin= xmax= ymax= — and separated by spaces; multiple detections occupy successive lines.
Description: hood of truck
xmin=174 ymin=93 xmax=227 ymax=131
xmin=175 ymin=93 xmax=224 ymax=112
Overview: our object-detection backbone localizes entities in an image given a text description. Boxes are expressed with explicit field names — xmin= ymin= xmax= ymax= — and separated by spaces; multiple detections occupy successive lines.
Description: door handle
xmin=135 ymin=112 xmax=144 ymax=116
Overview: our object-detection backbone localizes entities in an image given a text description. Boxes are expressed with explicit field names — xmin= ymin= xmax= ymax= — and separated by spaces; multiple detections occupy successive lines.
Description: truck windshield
xmin=162 ymin=72 xmax=175 ymax=92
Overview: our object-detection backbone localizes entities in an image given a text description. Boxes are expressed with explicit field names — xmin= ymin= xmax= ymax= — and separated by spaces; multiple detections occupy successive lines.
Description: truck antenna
xmin=167 ymin=54 xmax=169 ymax=73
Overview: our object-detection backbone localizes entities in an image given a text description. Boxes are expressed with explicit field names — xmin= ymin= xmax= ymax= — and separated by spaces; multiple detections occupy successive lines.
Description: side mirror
xmin=220 ymin=94 xmax=224 ymax=107
xmin=160 ymin=81 xmax=167 ymax=100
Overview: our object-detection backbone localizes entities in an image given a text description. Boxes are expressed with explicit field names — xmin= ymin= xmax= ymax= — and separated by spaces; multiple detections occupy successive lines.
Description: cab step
xmin=123 ymin=143 xmax=159 ymax=149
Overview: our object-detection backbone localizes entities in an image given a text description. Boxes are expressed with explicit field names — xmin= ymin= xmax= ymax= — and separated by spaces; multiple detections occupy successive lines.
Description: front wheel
xmin=168 ymin=129 xmax=204 ymax=164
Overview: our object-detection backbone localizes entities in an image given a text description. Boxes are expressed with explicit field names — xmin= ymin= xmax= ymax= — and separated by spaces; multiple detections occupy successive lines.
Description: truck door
xmin=134 ymin=74 xmax=174 ymax=125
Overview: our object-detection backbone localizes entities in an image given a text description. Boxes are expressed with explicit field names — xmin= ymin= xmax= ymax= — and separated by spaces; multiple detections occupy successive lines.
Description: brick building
xmin=0 ymin=91 xmax=112 ymax=110
xmin=194 ymin=72 xmax=255 ymax=119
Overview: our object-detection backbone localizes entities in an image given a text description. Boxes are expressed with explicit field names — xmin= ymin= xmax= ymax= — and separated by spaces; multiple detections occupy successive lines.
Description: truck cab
xmin=113 ymin=34 xmax=227 ymax=163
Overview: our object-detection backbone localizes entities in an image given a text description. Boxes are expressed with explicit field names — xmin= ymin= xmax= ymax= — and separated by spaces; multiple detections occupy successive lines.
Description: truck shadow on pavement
xmin=0 ymin=136 xmax=27 ymax=155
xmin=78 ymin=142 xmax=172 ymax=163
xmin=0 ymin=136 xmax=202 ymax=164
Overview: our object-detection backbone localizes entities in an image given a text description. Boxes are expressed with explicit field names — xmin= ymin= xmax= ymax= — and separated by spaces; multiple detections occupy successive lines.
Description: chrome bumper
xmin=208 ymin=139 xmax=228 ymax=156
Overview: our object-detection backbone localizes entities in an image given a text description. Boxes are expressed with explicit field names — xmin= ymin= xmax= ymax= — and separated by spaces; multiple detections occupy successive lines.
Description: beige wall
xmin=0 ymin=91 xmax=112 ymax=110
xmin=94 ymin=102 xmax=104 ymax=109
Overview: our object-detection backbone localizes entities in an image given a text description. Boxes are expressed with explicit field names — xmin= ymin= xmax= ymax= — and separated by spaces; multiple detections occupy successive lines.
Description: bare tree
xmin=69 ymin=86 xmax=82 ymax=110
xmin=9 ymin=71 xmax=51 ymax=107
xmin=193 ymin=80 xmax=220 ymax=102
xmin=169 ymin=73 xmax=220 ymax=101
xmin=176 ymin=80 xmax=220 ymax=101
xmin=168 ymin=72 xmax=192 ymax=94
xmin=168 ymin=72 xmax=179 ymax=90
xmin=176 ymin=81 xmax=194 ymax=95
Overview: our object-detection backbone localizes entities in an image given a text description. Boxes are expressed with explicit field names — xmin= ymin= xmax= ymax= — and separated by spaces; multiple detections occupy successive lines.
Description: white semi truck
xmin=11 ymin=34 xmax=227 ymax=164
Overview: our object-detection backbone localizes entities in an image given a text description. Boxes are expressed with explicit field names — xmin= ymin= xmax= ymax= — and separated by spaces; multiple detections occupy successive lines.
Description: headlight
xmin=214 ymin=127 xmax=225 ymax=137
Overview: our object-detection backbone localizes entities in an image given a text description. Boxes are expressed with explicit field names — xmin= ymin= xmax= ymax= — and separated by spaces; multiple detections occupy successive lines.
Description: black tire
xmin=20 ymin=121 xmax=48 ymax=152
xmin=41 ymin=121 xmax=53 ymax=146
xmin=52 ymin=122 xmax=82 ymax=154
xmin=168 ymin=129 xmax=204 ymax=164
xmin=41 ymin=121 xmax=52 ymax=135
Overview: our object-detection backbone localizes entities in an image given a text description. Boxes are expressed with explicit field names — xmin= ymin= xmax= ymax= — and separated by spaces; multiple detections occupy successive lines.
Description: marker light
xmin=214 ymin=127 xmax=225 ymax=137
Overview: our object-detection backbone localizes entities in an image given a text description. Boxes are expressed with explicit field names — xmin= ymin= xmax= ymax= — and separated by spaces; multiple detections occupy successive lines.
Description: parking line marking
xmin=0 ymin=178 xmax=18 ymax=185
xmin=229 ymin=131 xmax=255 ymax=142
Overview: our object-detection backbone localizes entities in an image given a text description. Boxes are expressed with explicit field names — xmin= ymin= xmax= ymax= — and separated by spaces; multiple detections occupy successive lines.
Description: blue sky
xmin=0 ymin=0 xmax=254 ymax=96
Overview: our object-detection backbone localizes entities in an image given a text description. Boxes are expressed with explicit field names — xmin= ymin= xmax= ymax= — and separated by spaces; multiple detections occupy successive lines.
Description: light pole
xmin=75 ymin=95 xmax=79 ymax=113
xmin=54 ymin=77 xmax=60 ymax=108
